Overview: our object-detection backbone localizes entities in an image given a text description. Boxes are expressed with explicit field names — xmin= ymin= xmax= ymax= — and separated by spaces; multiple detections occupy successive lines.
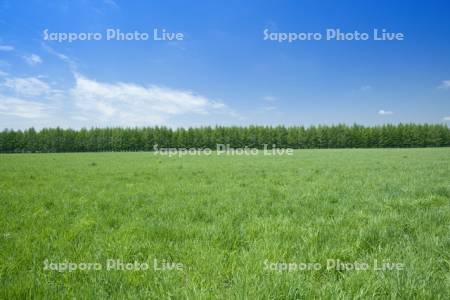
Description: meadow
xmin=0 ymin=148 xmax=449 ymax=299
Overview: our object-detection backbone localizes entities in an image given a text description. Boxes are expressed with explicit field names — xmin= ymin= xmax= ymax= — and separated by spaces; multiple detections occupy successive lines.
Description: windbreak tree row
xmin=1 ymin=124 xmax=449 ymax=153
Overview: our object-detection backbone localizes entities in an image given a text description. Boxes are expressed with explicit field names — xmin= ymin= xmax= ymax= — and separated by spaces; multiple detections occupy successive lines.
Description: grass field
xmin=0 ymin=148 xmax=449 ymax=299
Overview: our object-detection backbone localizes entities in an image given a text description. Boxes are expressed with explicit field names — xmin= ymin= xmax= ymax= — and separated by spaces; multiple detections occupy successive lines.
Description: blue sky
xmin=0 ymin=0 xmax=449 ymax=129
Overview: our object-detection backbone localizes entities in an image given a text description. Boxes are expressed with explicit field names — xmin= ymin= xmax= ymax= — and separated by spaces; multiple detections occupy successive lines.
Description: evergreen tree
xmin=0 ymin=124 xmax=449 ymax=153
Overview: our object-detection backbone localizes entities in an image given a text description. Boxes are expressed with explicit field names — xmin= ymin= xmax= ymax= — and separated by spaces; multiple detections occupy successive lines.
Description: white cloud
xmin=0 ymin=70 xmax=8 ymax=77
xmin=70 ymin=115 xmax=89 ymax=121
xmin=443 ymin=116 xmax=450 ymax=121
xmin=70 ymin=73 xmax=231 ymax=125
xmin=0 ymin=96 xmax=49 ymax=118
xmin=0 ymin=71 xmax=238 ymax=127
xmin=2 ymin=77 xmax=51 ymax=96
xmin=0 ymin=45 xmax=14 ymax=51
xmin=41 ymin=43 xmax=76 ymax=69
xmin=263 ymin=96 xmax=276 ymax=102
xmin=378 ymin=110 xmax=393 ymax=115
xmin=438 ymin=80 xmax=450 ymax=90
xmin=211 ymin=102 xmax=226 ymax=109
xmin=23 ymin=54 xmax=43 ymax=66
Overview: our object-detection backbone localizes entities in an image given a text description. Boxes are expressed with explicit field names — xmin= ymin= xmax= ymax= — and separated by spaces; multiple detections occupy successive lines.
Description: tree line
xmin=0 ymin=124 xmax=449 ymax=153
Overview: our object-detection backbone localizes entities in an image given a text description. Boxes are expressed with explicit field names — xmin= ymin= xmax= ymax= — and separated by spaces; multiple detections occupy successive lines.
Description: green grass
xmin=0 ymin=148 xmax=449 ymax=299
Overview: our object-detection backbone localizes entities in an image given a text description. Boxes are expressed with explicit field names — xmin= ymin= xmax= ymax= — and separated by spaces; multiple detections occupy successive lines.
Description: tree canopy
xmin=1 ymin=124 xmax=449 ymax=153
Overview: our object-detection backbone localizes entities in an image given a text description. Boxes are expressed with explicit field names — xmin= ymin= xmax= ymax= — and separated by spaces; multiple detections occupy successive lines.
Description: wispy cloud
xmin=438 ymin=80 xmax=450 ymax=90
xmin=70 ymin=73 xmax=233 ymax=125
xmin=378 ymin=110 xmax=393 ymax=115
xmin=0 ymin=75 xmax=60 ymax=122
xmin=2 ymin=77 xmax=50 ymax=96
xmin=0 ymin=68 xmax=238 ymax=126
xmin=443 ymin=116 xmax=450 ymax=121
xmin=41 ymin=43 xmax=77 ymax=69
xmin=23 ymin=54 xmax=43 ymax=66
xmin=0 ymin=45 xmax=14 ymax=51
xmin=259 ymin=96 xmax=280 ymax=112
xmin=263 ymin=96 xmax=277 ymax=102
xmin=0 ymin=96 xmax=50 ymax=118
